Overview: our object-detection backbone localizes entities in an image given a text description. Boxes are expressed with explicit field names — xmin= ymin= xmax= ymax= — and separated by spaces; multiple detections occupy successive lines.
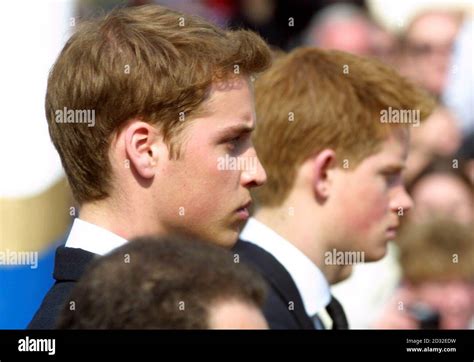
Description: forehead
xmin=413 ymin=174 xmax=471 ymax=199
xmin=358 ymin=128 xmax=410 ymax=169
xmin=191 ymin=76 xmax=256 ymax=133
xmin=408 ymin=13 xmax=459 ymax=43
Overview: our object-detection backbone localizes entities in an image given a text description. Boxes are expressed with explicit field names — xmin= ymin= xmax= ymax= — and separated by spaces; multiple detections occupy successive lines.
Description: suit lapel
xmin=53 ymin=246 xmax=98 ymax=282
xmin=234 ymin=240 xmax=314 ymax=329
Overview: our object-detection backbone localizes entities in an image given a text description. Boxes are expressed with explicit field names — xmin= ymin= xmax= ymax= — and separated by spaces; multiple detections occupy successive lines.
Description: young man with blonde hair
xmin=29 ymin=5 xmax=270 ymax=329
xmin=234 ymin=48 xmax=435 ymax=329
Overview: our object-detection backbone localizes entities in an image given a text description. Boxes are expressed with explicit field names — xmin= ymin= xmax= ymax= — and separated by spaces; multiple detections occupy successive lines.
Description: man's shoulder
xmin=233 ymin=239 xmax=273 ymax=265
xmin=233 ymin=239 xmax=314 ymax=329
xmin=27 ymin=281 xmax=77 ymax=329
xmin=262 ymin=280 xmax=304 ymax=329
xmin=28 ymin=246 xmax=97 ymax=329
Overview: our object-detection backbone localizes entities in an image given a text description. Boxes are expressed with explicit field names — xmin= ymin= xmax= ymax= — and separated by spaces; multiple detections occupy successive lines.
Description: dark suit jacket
xmin=28 ymin=246 xmax=97 ymax=329
xmin=233 ymin=239 xmax=315 ymax=329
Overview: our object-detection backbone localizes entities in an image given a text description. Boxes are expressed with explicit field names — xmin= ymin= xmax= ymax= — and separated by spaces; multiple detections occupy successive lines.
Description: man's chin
xmin=174 ymin=223 xmax=238 ymax=249
xmin=212 ymin=228 xmax=239 ymax=249
xmin=365 ymin=243 xmax=389 ymax=262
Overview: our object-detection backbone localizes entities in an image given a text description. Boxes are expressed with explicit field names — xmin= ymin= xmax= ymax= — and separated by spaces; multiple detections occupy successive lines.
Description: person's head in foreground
xmin=251 ymin=47 xmax=435 ymax=281
xmin=57 ymin=237 xmax=268 ymax=329
xmin=46 ymin=4 xmax=271 ymax=247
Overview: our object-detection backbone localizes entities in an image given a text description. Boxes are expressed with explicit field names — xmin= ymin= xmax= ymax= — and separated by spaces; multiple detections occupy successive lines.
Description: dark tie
xmin=326 ymin=295 xmax=349 ymax=329
xmin=312 ymin=314 xmax=325 ymax=329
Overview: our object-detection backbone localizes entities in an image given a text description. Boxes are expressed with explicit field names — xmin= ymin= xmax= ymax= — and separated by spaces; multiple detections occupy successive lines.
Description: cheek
xmin=340 ymin=180 xmax=389 ymax=233
xmin=176 ymin=146 xmax=239 ymax=214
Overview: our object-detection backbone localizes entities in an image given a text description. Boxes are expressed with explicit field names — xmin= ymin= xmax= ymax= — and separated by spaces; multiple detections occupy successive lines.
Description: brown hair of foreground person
xmin=46 ymin=4 xmax=271 ymax=204
xmin=57 ymin=237 xmax=268 ymax=329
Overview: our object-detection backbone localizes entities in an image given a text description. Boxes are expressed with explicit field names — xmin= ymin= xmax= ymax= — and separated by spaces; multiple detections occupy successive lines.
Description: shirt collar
xmin=240 ymin=217 xmax=331 ymax=316
xmin=65 ymin=218 xmax=128 ymax=256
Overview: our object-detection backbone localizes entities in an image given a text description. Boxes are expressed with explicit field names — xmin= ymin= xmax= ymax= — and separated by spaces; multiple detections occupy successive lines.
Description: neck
xmin=78 ymin=197 xmax=164 ymax=241
xmin=253 ymin=203 xmax=344 ymax=284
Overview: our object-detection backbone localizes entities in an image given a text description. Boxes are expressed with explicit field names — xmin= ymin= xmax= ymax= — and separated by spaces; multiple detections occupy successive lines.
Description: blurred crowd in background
xmin=1 ymin=0 xmax=472 ymax=329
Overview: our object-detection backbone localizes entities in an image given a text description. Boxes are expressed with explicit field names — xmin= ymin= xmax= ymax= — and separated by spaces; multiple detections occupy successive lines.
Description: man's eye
xmin=383 ymin=172 xmax=400 ymax=184
xmin=227 ymin=135 xmax=242 ymax=149
xmin=232 ymin=135 xmax=243 ymax=143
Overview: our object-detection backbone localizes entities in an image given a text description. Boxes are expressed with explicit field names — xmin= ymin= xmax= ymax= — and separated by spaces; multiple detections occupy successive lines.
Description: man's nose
xmin=391 ymin=187 xmax=414 ymax=215
xmin=241 ymin=153 xmax=267 ymax=188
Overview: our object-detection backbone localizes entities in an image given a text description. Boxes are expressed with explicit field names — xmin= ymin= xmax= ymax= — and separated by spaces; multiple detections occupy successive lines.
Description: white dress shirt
xmin=240 ymin=217 xmax=331 ymax=318
xmin=64 ymin=218 xmax=128 ymax=256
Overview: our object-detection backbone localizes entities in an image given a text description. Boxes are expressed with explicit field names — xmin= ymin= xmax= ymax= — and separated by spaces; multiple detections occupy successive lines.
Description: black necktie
xmin=326 ymin=295 xmax=349 ymax=329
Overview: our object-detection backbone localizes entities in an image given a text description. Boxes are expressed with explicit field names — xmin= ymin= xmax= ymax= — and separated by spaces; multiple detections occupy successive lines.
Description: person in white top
xmin=233 ymin=47 xmax=435 ymax=329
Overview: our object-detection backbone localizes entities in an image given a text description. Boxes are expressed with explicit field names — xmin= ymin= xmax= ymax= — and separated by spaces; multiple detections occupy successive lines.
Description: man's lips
xmin=235 ymin=200 xmax=252 ymax=220
xmin=386 ymin=225 xmax=399 ymax=239
xmin=237 ymin=199 xmax=252 ymax=210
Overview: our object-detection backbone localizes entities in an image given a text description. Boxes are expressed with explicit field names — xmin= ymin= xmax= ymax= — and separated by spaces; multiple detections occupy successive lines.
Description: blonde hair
xmin=398 ymin=220 xmax=474 ymax=284
xmin=252 ymin=47 xmax=434 ymax=206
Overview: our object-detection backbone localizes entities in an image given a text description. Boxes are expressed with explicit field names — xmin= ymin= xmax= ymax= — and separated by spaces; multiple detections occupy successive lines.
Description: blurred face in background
xmin=410 ymin=173 xmax=473 ymax=225
xmin=375 ymin=281 xmax=474 ymax=329
xmin=313 ymin=17 xmax=372 ymax=55
xmin=404 ymin=107 xmax=462 ymax=182
xmin=410 ymin=107 xmax=462 ymax=157
xmin=416 ymin=280 xmax=473 ymax=329
xmin=403 ymin=11 xmax=461 ymax=95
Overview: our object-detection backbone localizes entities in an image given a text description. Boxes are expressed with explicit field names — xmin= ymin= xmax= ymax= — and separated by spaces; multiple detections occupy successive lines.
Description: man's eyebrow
xmin=217 ymin=124 xmax=255 ymax=138
xmin=381 ymin=164 xmax=406 ymax=172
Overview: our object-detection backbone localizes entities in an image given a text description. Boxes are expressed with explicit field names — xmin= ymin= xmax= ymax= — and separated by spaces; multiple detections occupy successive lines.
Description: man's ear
xmin=123 ymin=121 xmax=163 ymax=179
xmin=312 ymin=149 xmax=336 ymax=200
